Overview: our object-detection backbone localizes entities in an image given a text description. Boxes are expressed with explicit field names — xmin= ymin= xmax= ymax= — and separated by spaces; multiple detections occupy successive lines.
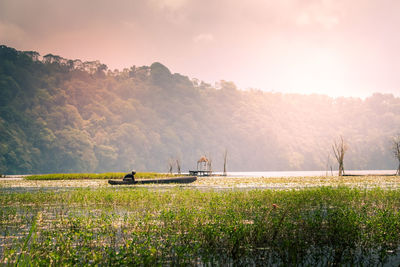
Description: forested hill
xmin=0 ymin=45 xmax=399 ymax=174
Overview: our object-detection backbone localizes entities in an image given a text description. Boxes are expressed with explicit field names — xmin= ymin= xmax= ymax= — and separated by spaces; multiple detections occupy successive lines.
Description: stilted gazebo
xmin=197 ymin=156 xmax=209 ymax=171
xmin=189 ymin=156 xmax=212 ymax=176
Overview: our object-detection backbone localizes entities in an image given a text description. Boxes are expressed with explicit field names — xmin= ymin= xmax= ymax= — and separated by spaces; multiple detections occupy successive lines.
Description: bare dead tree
xmin=392 ymin=135 xmax=400 ymax=175
xmin=176 ymin=159 xmax=181 ymax=175
xmin=223 ymin=149 xmax=228 ymax=176
xmin=168 ymin=159 xmax=174 ymax=174
xmin=332 ymin=136 xmax=348 ymax=176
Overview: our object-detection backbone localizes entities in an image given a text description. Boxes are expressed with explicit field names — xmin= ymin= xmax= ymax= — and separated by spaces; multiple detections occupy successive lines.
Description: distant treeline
xmin=0 ymin=45 xmax=399 ymax=174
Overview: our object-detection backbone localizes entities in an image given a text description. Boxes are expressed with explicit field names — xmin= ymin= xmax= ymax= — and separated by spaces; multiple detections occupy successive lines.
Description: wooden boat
xmin=108 ymin=180 xmax=138 ymax=185
xmin=108 ymin=176 xmax=197 ymax=185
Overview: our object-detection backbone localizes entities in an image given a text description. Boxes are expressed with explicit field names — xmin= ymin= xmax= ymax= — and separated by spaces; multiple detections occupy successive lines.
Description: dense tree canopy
xmin=1 ymin=45 xmax=399 ymax=174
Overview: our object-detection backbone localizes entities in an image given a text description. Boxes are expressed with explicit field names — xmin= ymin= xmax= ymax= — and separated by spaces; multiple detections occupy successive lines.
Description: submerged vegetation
xmin=25 ymin=172 xmax=180 ymax=180
xmin=2 ymin=187 xmax=400 ymax=265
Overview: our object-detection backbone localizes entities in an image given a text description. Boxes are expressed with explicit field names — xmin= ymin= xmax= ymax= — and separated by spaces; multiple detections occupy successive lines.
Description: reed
xmin=25 ymin=172 xmax=181 ymax=180
xmin=2 ymin=187 xmax=400 ymax=265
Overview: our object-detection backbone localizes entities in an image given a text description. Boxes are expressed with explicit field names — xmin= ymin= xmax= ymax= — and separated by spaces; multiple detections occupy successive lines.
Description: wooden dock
xmin=189 ymin=170 xmax=212 ymax=176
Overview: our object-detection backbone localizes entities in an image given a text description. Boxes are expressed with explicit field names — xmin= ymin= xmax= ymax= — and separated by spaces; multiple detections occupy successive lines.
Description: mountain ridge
xmin=0 ymin=45 xmax=399 ymax=174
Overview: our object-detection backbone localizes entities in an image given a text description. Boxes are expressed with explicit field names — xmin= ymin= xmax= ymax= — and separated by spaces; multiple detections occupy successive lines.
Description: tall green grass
xmin=2 ymin=187 xmax=400 ymax=265
xmin=25 ymin=172 xmax=181 ymax=180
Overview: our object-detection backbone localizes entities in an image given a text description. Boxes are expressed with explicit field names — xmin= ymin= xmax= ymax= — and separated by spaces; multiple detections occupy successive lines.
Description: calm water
xmin=2 ymin=170 xmax=397 ymax=179
xmin=211 ymin=170 xmax=397 ymax=178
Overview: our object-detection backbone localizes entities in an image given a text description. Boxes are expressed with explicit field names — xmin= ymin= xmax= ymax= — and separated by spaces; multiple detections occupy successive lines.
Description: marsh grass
xmin=25 ymin=172 xmax=181 ymax=180
xmin=195 ymin=175 xmax=400 ymax=189
xmin=8 ymin=175 xmax=400 ymax=190
xmin=2 ymin=187 xmax=400 ymax=265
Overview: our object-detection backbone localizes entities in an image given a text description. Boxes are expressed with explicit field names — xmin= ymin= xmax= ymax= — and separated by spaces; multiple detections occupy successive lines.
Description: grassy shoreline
xmin=25 ymin=172 xmax=183 ymax=180
xmin=2 ymin=186 xmax=400 ymax=265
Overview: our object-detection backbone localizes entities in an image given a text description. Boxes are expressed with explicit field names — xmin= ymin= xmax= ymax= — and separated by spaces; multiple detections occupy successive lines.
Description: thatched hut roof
xmin=197 ymin=156 xmax=209 ymax=163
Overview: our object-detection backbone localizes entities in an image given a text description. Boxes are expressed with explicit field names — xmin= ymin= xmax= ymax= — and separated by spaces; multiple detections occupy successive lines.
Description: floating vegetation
xmin=4 ymin=175 xmax=398 ymax=190
xmin=2 ymin=187 xmax=400 ymax=265
xmin=194 ymin=175 xmax=400 ymax=189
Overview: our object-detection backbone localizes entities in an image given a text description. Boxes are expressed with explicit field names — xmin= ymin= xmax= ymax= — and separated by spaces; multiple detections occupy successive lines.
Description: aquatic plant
xmin=25 ymin=172 xmax=182 ymax=180
xmin=2 ymin=187 xmax=400 ymax=265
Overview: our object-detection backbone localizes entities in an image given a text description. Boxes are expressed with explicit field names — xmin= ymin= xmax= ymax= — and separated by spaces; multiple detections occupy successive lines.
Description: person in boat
xmin=123 ymin=170 xmax=136 ymax=182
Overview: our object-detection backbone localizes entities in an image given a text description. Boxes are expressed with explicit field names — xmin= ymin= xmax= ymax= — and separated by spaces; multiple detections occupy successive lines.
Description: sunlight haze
xmin=1 ymin=0 xmax=399 ymax=97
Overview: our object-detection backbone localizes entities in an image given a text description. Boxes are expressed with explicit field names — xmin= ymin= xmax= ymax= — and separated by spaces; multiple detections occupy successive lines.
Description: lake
xmin=212 ymin=170 xmax=397 ymax=177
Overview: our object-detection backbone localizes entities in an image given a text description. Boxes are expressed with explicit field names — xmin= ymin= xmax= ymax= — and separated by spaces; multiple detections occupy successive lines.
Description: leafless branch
xmin=392 ymin=135 xmax=400 ymax=175
xmin=223 ymin=149 xmax=228 ymax=176
xmin=332 ymin=136 xmax=347 ymax=176
xmin=176 ymin=159 xmax=181 ymax=174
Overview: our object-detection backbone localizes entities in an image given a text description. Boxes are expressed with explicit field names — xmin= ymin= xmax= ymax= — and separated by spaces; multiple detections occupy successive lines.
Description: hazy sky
xmin=1 ymin=0 xmax=400 ymax=97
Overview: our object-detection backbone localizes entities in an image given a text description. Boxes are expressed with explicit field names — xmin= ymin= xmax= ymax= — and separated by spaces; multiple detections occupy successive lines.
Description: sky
xmin=1 ymin=0 xmax=400 ymax=98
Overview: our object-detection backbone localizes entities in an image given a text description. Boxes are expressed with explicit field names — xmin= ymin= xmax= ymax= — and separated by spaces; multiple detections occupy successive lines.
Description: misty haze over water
xmin=219 ymin=170 xmax=398 ymax=178
xmin=1 ymin=46 xmax=400 ymax=174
